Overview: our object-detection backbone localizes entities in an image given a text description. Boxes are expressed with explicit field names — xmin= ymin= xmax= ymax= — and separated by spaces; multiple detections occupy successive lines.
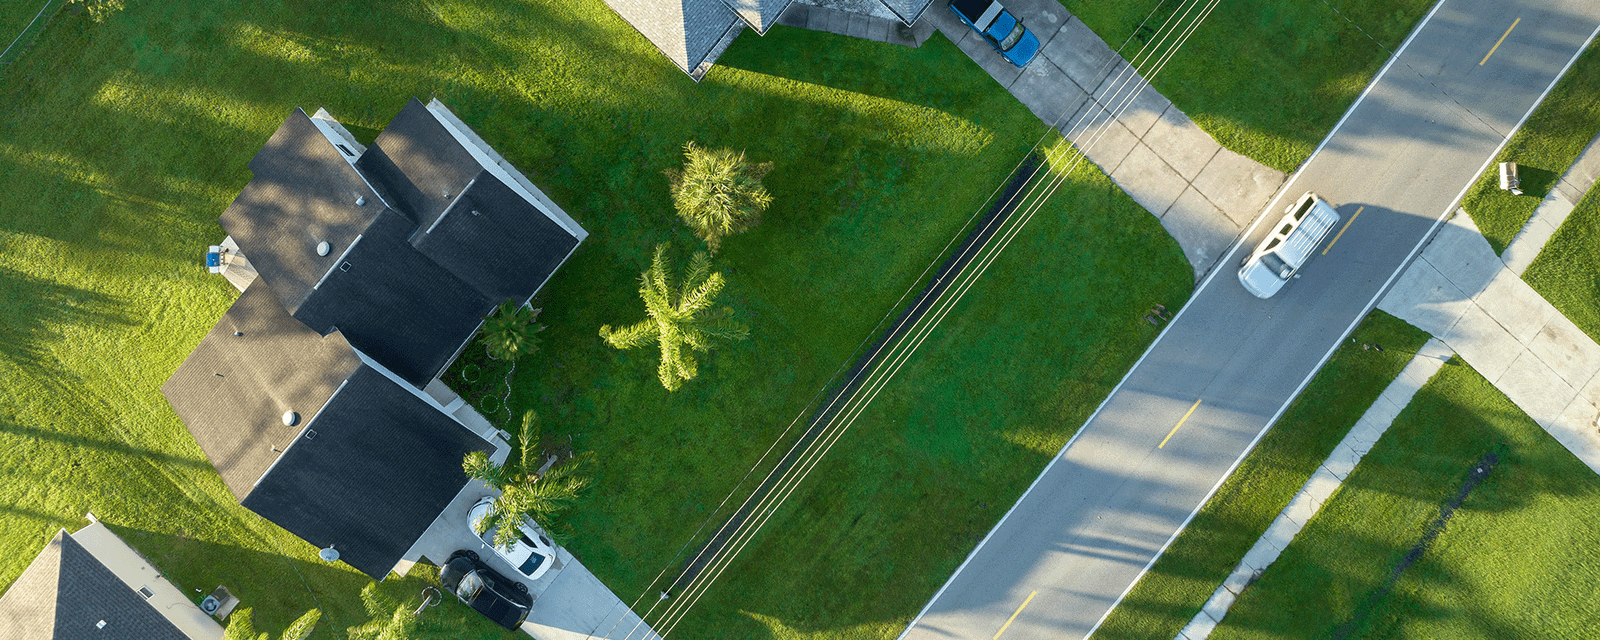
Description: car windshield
xmin=458 ymin=571 xmax=485 ymax=599
xmin=998 ymin=19 xmax=1025 ymax=50
xmin=518 ymin=553 xmax=546 ymax=576
xmin=1261 ymin=252 xmax=1291 ymax=279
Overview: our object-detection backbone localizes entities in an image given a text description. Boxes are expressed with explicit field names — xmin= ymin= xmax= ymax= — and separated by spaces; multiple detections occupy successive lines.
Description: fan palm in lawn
xmin=599 ymin=242 xmax=749 ymax=391
xmin=666 ymin=141 xmax=773 ymax=253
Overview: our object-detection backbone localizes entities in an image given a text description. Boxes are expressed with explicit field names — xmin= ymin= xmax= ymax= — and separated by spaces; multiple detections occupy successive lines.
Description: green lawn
xmin=1460 ymin=39 xmax=1600 ymax=255
xmin=1210 ymin=357 xmax=1600 ymax=639
xmin=0 ymin=1 xmax=1192 ymax=639
xmin=1060 ymin=0 xmax=1433 ymax=173
xmin=1092 ymin=310 xmax=1430 ymax=640
xmin=1524 ymin=181 xmax=1600 ymax=344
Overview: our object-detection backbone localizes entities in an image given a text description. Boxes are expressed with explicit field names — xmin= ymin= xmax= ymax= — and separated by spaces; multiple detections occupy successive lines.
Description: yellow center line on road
xmin=1159 ymin=399 xmax=1203 ymax=449
xmin=1481 ymin=17 xmax=1521 ymax=66
xmin=1323 ymin=206 xmax=1364 ymax=255
xmin=993 ymin=590 xmax=1037 ymax=640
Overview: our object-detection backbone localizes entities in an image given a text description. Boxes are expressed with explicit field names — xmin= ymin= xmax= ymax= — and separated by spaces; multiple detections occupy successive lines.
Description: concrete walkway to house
xmin=923 ymin=0 xmax=1285 ymax=279
xmin=1501 ymin=130 xmax=1600 ymax=274
xmin=1174 ymin=338 xmax=1455 ymax=640
xmin=1378 ymin=210 xmax=1600 ymax=475
xmin=776 ymin=1 xmax=936 ymax=47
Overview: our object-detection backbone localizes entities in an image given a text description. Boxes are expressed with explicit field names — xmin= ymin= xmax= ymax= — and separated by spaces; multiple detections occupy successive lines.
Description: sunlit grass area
xmin=1093 ymin=311 xmax=1430 ymax=640
xmin=1211 ymin=357 xmax=1600 ymax=639
xmin=0 ymin=1 xmax=1192 ymax=639
xmin=1060 ymin=0 xmax=1433 ymax=173
xmin=1524 ymin=180 xmax=1600 ymax=344
xmin=1461 ymin=39 xmax=1600 ymax=254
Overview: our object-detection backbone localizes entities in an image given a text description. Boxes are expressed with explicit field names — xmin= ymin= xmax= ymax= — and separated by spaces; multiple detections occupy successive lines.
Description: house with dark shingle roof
xmin=163 ymin=99 xmax=586 ymax=580
xmin=0 ymin=516 xmax=225 ymax=640
xmin=605 ymin=0 xmax=936 ymax=80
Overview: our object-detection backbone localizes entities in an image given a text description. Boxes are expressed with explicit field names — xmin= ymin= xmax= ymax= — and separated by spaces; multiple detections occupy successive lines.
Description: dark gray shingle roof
xmin=354 ymin=98 xmax=480 ymax=234
xmin=220 ymin=109 xmax=383 ymax=315
xmin=241 ymin=366 xmax=490 ymax=580
xmin=410 ymin=172 xmax=581 ymax=304
xmin=0 ymin=532 xmax=188 ymax=640
xmin=290 ymin=208 xmax=495 ymax=387
xmin=161 ymin=281 xmax=362 ymax=501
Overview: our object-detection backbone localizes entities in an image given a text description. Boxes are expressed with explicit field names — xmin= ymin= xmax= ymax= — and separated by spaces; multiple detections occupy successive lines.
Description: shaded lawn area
xmin=1060 ymin=0 xmax=1432 ymax=173
xmin=1092 ymin=310 xmax=1430 ymax=640
xmin=1524 ymin=181 xmax=1600 ymax=344
xmin=1461 ymin=39 xmax=1600 ymax=254
xmin=0 ymin=1 xmax=1191 ymax=640
xmin=1210 ymin=357 xmax=1600 ymax=639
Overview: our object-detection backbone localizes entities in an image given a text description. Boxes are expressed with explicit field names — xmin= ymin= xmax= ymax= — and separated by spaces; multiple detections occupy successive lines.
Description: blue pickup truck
xmin=950 ymin=0 xmax=1040 ymax=68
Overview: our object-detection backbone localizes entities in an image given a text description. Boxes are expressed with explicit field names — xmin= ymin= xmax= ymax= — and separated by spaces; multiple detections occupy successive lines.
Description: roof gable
xmin=221 ymin=108 xmax=384 ymax=314
xmin=410 ymin=171 xmax=581 ymax=303
xmin=0 ymin=533 xmax=188 ymax=640
xmin=355 ymin=99 xmax=479 ymax=234
xmin=161 ymin=281 xmax=363 ymax=500
xmin=241 ymin=367 xmax=490 ymax=579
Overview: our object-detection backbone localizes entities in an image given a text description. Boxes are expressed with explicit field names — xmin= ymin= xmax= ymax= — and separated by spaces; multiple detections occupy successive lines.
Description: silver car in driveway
xmin=468 ymin=496 xmax=558 ymax=581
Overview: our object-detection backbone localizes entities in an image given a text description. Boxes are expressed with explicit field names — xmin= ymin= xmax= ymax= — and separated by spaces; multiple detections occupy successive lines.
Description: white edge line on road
xmin=1080 ymin=15 xmax=1600 ymax=640
xmin=898 ymin=2 xmax=1596 ymax=638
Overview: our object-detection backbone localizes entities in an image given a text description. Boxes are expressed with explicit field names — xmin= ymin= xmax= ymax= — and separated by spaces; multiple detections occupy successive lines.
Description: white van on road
xmin=1238 ymin=192 xmax=1341 ymax=299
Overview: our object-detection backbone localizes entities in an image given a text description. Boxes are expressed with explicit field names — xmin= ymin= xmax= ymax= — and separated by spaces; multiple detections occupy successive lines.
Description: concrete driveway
xmin=400 ymin=479 xmax=661 ymax=640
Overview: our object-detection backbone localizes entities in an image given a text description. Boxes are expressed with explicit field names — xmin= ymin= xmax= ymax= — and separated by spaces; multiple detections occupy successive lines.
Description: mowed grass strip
xmin=1060 ymin=0 xmax=1432 ymax=173
xmin=1211 ymin=358 xmax=1600 ymax=639
xmin=0 ymin=2 xmax=1192 ymax=639
xmin=1461 ymin=39 xmax=1600 ymax=254
xmin=1524 ymin=181 xmax=1600 ymax=344
xmin=1093 ymin=311 xmax=1430 ymax=640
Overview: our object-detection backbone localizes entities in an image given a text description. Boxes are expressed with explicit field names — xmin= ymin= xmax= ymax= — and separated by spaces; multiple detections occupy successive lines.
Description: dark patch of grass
xmin=1093 ymin=310 xmax=1430 ymax=639
xmin=1060 ymin=0 xmax=1433 ymax=173
xmin=1211 ymin=358 xmax=1600 ymax=639
xmin=1461 ymin=39 xmax=1600 ymax=254
xmin=0 ymin=2 xmax=1192 ymax=640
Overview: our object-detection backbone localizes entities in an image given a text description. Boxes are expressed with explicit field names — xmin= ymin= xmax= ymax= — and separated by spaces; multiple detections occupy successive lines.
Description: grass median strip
xmin=1210 ymin=358 xmax=1600 ymax=639
xmin=1092 ymin=310 xmax=1429 ymax=640
xmin=1460 ymin=38 xmax=1600 ymax=255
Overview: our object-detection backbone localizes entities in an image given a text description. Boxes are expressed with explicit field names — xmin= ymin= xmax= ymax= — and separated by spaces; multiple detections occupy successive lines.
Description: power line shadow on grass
xmin=1332 ymin=447 xmax=1503 ymax=640
xmin=674 ymin=152 xmax=1042 ymax=592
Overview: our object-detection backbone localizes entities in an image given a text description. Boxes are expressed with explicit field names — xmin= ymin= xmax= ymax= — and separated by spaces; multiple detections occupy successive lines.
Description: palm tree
xmin=463 ymin=410 xmax=594 ymax=551
xmin=599 ymin=243 xmax=749 ymax=391
xmin=665 ymin=141 xmax=774 ymax=253
xmin=479 ymin=300 xmax=544 ymax=361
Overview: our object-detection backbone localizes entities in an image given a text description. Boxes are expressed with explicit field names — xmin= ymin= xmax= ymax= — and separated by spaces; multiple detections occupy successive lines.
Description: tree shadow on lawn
xmin=0 ymin=265 xmax=132 ymax=380
xmin=107 ymin=522 xmax=519 ymax=638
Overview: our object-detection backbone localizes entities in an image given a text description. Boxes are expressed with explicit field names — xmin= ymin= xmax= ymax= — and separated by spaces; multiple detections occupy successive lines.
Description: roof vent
xmin=356 ymin=196 xmax=366 ymax=207
xmin=97 ymin=621 xmax=107 ymax=629
xmin=282 ymin=411 xmax=300 ymax=427
xmin=470 ymin=209 xmax=480 ymax=216
xmin=316 ymin=241 xmax=330 ymax=256
xmin=318 ymin=546 xmax=340 ymax=562
xmin=234 ymin=331 xmax=243 ymax=337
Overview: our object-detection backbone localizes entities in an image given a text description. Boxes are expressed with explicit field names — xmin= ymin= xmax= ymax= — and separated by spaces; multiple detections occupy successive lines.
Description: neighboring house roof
xmin=163 ymin=282 xmax=491 ymax=579
xmin=0 ymin=530 xmax=189 ymax=640
xmin=602 ymin=0 xmax=936 ymax=79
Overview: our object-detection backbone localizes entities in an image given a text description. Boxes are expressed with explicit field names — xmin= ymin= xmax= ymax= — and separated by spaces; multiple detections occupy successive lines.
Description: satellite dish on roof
xmin=282 ymin=411 xmax=300 ymax=427
xmin=319 ymin=546 xmax=340 ymax=562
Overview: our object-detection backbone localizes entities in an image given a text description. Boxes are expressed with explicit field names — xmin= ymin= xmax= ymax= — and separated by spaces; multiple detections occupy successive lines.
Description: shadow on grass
xmin=0 ymin=264 xmax=131 ymax=375
xmin=0 ymin=418 xmax=212 ymax=471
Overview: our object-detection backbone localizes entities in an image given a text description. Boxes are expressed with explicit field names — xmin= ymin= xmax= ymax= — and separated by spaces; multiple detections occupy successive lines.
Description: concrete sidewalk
xmin=1378 ymin=211 xmax=1600 ymax=474
xmin=1174 ymin=338 xmax=1455 ymax=640
xmin=1501 ymin=130 xmax=1600 ymax=274
xmin=922 ymin=1 xmax=1285 ymax=279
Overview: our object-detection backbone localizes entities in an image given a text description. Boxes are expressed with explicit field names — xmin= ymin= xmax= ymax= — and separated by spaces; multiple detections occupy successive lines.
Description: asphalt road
xmin=900 ymin=1 xmax=1600 ymax=639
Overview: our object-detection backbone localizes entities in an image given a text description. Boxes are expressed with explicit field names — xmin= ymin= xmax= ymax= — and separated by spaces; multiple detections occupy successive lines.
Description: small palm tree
xmin=599 ymin=243 xmax=749 ymax=391
xmin=463 ymin=411 xmax=595 ymax=551
xmin=665 ymin=141 xmax=774 ymax=253
xmin=479 ymin=301 xmax=543 ymax=361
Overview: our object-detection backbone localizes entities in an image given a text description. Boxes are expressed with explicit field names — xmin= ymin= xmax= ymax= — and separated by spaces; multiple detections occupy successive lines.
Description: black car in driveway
xmin=441 ymin=550 xmax=534 ymax=630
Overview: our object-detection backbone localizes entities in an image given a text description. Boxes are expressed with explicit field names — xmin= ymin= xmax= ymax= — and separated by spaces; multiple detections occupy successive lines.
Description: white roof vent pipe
xmin=282 ymin=411 xmax=300 ymax=427
xmin=356 ymin=196 xmax=366 ymax=207
xmin=316 ymin=241 xmax=330 ymax=256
